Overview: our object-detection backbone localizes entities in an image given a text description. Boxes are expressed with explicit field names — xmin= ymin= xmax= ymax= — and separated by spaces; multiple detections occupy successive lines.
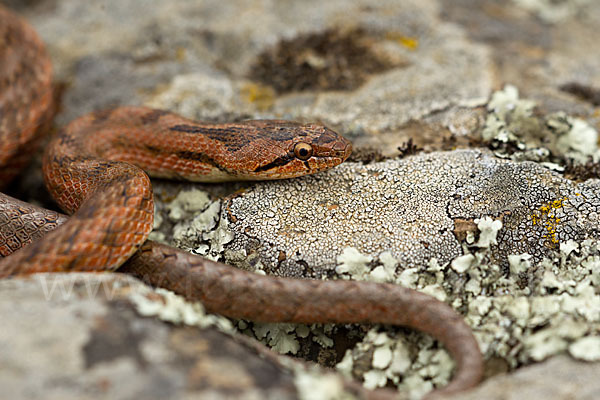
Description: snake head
xmin=238 ymin=120 xmax=352 ymax=180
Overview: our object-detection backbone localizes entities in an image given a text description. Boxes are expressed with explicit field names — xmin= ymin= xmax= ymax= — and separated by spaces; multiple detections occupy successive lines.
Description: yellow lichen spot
xmin=385 ymin=32 xmax=419 ymax=50
xmin=552 ymin=199 xmax=565 ymax=208
xmin=240 ymin=82 xmax=276 ymax=111
xmin=531 ymin=197 xmax=569 ymax=245
xmin=175 ymin=47 xmax=186 ymax=62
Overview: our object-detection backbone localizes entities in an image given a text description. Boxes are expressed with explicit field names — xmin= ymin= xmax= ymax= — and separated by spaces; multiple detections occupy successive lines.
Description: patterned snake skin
xmin=0 ymin=5 xmax=483 ymax=399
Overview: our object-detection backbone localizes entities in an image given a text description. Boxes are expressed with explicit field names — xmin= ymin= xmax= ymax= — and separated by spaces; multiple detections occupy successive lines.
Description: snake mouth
xmin=319 ymin=138 xmax=351 ymax=166
xmin=303 ymin=139 xmax=352 ymax=175
xmin=342 ymin=142 xmax=353 ymax=161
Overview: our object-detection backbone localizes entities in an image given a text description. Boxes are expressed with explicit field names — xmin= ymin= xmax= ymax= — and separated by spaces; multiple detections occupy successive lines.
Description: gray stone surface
xmin=0 ymin=274 xmax=301 ymax=400
xmin=452 ymin=355 xmax=600 ymax=400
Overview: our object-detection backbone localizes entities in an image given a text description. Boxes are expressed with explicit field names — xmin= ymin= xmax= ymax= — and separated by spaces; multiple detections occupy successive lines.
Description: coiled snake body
xmin=0 ymin=5 xmax=483 ymax=399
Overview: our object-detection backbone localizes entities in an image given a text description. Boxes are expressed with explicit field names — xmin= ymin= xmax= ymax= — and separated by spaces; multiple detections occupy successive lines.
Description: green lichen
xmin=253 ymin=322 xmax=301 ymax=355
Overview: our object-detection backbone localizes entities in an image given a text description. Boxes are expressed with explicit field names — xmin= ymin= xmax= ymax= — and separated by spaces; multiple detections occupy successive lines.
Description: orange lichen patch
xmin=176 ymin=47 xmax=186 ymax=62
xmin=531 ymin=197 xmax=570 ymax=245
xmin=240 ymin=83 xmax=275 ymax=111
xmin=317 ymin=201 xmax=341 ymax=211
xmin=385 ymin=32 xmax=419 ymax=50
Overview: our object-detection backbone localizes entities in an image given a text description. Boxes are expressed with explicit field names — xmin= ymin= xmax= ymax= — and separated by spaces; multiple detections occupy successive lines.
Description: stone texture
xmin=0 ymin=274 xmax=301 ymax=400
xmin=452 ymin=355 xmax=600 ymax=400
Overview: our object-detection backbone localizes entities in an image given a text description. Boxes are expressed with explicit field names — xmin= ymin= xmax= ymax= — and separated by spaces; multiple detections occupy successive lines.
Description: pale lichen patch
xmin=525 ymin=329 xmax=569 ymax=361
xmin=129 ymin=287 xmax=233 ymax=332
xmin=569 ymin=336 xmax=600 ymax=361
xmin=372 ymin=343 xmax=393 ymax=369
xmin=397 ymin=268 xmax=420 ymax=289
xmin=369 ymin=251 xmax=398 ymax=283
xmin=151 ymin=187 xmax=238 ymax=261
xmin=295 ymin=368 xmax=349 ymax=400
xmin=280 ymin=225 xmax=600 ymax=397
xmin=201 ymin=209 xmax=235 ymax=260
xmin=166 ymin=189 xmax=211 ymax=221
xmin=554 ymin=115 xmax=599 ymax=163
xmin=462 ymin=235 xmax=600 ymax=371
xmin=335 ymin=350 xmax=355 ymax=378
xmin=482 ymin=85 xmax=536 ymax=143
xmin=560 ymin=239 xmax=580 ymax=258
xmin=335 ymin=247 xmax=373 ymax=280
xmin=503 ymin=296 xmax=530 ymax=326
xmin=513 ymin=0 xmax=595 ymax=23
xmin=341 ymin=329 xmax=421 ymax=391
xmin=310 ymin=324 xmax=335 ymax=348
xmin=482 ymin=85 xmax=599 ymax=166
xmin=474 ymin=217 xmax=502 ymax=248
xmin=451 ymin=254 xmax=474 ymax=273
xmin=421 ymin=285 xmax=447 ymax=303
xmin=508 ymin=253 xmax=531 ymax=275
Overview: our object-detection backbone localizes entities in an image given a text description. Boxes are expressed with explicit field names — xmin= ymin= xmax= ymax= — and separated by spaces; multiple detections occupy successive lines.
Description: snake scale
xmin=0 ymin=5 xmax=483 ymax=399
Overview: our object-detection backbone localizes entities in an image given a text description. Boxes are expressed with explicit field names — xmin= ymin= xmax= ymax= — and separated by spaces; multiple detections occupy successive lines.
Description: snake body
xmin=0 ymin=5 xmax=53 ymax=184
xmin=0 ymin=5 xmax=483 ymax=398
xmin=2 ymin=104 xmax=350 ymax=274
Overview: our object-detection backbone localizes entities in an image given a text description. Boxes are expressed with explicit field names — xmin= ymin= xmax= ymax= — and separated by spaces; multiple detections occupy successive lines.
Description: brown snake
xmin=0 ymin=5 xmax=483 ymax=399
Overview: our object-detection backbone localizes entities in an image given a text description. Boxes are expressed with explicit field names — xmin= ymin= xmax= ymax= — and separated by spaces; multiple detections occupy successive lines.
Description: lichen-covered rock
xmin=214 ymin=150 xmax=600 ymax=277
xmin=0 ymin=274 xmax=308 ymax=400
xmin=158 ymin=148 xmax=600 ymax=397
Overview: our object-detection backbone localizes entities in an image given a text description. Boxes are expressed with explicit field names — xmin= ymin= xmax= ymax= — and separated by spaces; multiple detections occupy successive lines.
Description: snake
xmin=0 ymin=5 xmax=483 ymax=399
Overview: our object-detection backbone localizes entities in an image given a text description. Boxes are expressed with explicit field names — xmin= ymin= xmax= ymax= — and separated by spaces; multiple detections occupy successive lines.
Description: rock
xmin=153 ymin=150 xmax=600 ymax=398
xmin=452 ymin=355 xmax=600 ymax=400
xmin=0 ymin=274 xmax=304 ymax=400
xmin=163 ymin=150 xmax=600 ymax=275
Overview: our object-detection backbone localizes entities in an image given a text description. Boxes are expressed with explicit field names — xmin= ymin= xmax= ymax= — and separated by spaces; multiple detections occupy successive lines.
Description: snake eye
xmin=294 ymin=142 xmax=313 ymax=161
